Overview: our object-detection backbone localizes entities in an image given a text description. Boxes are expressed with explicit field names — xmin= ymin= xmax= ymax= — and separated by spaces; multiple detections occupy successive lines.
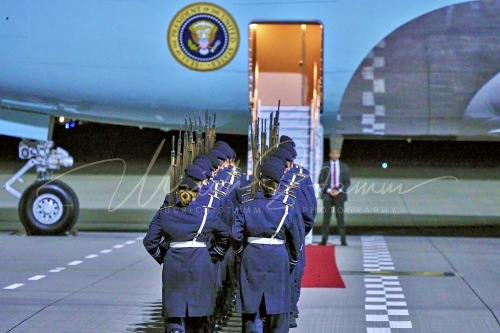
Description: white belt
xmin=247 ymin=237 xmax=284 ymax=245
xmin=169 ymin=241 xmax=207 ymax=248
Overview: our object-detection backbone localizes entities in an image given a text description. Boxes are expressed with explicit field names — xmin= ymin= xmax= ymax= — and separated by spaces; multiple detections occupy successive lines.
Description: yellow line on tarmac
xmin=341 ymin=270 xmax=462 ymax=277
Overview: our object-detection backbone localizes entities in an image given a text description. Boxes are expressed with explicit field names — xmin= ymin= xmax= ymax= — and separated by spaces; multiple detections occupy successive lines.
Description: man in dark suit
xmin=318 ymin=148 xmax=351 ymax=246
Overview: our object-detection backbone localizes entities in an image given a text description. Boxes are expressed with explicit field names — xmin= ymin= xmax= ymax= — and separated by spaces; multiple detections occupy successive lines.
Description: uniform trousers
xmin=321 ymin=195 xmax=346 ymax=245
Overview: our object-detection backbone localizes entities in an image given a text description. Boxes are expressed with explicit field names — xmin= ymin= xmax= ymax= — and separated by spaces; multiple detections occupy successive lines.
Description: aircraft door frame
xmin=248 ymin=22 xmax=324 ymax=111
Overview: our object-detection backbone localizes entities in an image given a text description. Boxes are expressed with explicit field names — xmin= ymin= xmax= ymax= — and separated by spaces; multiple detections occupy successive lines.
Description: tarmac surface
xmin=1 ymin=232 xmax=499 ymax=333
xmin=0 ymin=161 xmax=499 ymax=332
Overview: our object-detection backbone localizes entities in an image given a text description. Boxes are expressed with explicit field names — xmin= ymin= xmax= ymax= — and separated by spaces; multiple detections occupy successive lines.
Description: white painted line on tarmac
xmin=28 ymin=275 xmax=46 ymax=281
xmin=367 ymin=328 xmax=391 ymax=333
xmin=4 ymin=284 xmax=24 ymax=290
xmin=49 ymin=267 xmax=66 ymax=273
xmin=390 ymin=321 xmax=412 ymax=329
xmin=366 ymin=304 xmax=387 ymax=310
xmin=3 ymin=236 xmax=141 ymax=292
xmin=388 ymin=309 xmax=409 ymax=316
xmin=366 ymin=314 xmax=389 ymax=322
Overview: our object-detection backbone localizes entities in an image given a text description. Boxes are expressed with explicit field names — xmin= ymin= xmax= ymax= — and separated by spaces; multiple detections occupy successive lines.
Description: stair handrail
xmin=310 ymin=62 xmax=323 ymax=194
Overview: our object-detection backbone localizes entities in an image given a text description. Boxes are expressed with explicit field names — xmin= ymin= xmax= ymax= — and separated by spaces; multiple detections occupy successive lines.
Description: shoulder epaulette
xmin=209 ymin=193 xmax=220 ymax=200
xmin=240 ymin=190 xmax=252 ymax=197
xmin=229 ymin=170 xmax=241 ymax=177
xmin=215 ymin=189 xmax=226 ymax=196
xmin=295 ymin=172 xmax=309 ymax=178
xmin=241 ymin=198 xmax=254 ymax=204
xmin=282 ymin=190 xmax=296 ymax=199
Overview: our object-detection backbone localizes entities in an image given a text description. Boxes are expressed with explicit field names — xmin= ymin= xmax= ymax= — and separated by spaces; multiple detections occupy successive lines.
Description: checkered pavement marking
xmin=362 ymin=236 xmax=413 ymax=332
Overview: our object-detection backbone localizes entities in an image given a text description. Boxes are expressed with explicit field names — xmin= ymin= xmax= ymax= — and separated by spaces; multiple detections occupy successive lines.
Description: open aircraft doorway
xmin=249 ymin=22 xmax=323 ymax=109
xmin=248 ymin=22 xmax=324 ymax=177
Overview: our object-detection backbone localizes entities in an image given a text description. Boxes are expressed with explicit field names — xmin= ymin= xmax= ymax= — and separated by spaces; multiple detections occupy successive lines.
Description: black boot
xmin=289 ymin=313 xmax=298 ymax=328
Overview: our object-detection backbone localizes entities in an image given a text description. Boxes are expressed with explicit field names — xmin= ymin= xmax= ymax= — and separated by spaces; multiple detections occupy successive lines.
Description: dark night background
xmin=0 ymin=121 xmax=499 ymax=170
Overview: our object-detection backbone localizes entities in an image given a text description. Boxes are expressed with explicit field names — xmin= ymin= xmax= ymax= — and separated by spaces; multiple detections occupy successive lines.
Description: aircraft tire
xmin=18 ymin=180 xmax=79 ymax=235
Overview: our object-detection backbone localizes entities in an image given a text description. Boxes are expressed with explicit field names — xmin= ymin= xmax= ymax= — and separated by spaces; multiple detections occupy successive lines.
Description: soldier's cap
xmin=279 ymin=135 xmax=295 ymax=147
xmin=193 ymin=158 xmax=213 ymax=175
xmin=265 ymin=155 xmax=287 ymax=169
xmin=193 ymin=155 xmax=217 ymax=171
xmin=214 ymin=142 xmax=233 ymax=159
xmin=261 ymin=160 xmax=284 ymax=183
xmin=210 ymin=149 xmax=227 ymax=161
xmin=179 ymin=177 xmax=199 ymax=192
xmin=185 ymin=164 xmax=207 ymax=182
xmin=201 ymin=153 xmax=221 ymax=169
xmin=274 ymin=147 xmax=294 ymax=162
xmin=230 ymin=147 xmax=237 ymax=159
xmin=279 ymin=142 xmax=297 ymax=159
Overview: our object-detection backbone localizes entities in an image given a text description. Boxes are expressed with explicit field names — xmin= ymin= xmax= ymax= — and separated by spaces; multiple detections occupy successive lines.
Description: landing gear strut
xmin=3 ymin=140 xmax=79 ymax=235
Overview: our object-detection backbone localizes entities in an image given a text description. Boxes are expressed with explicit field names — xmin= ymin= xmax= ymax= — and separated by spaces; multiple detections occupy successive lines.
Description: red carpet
xmin=301 ymin=245 xmax=345 ymax=288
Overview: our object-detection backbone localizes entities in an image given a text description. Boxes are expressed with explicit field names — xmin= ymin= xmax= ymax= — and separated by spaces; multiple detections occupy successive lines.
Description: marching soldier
xmin=276 ymin=137 xmax=317 ymax=328
xmin=231 ymin=160 xmax=301 ymax=333
xmin=143 ymin=177 xmax=230 ymax=333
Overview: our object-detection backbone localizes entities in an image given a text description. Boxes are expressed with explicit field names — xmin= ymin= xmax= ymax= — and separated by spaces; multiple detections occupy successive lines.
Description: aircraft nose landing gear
xmin=3 ymin=140 xmax=79 ymax=235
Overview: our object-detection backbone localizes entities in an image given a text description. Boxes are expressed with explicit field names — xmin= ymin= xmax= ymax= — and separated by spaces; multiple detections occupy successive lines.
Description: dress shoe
xmin=341 ymin=242 xmax=348 ymax=246
xmin=289 ymin=314 xmax=298 ymax=328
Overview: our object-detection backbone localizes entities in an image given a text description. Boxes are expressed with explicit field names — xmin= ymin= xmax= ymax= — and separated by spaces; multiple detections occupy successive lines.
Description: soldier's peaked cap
xmin=261 ymin=160 xmax=284 ymax=183
xmin=179 ymin=177 xmax=199 ymax=192
xmin=210 ymin=149 xmax=227 ymax=161
xmin=196 ymin=154 xmax=219 ymax=169
xmin=279 ymin=142 xmax=297 ymax=158
xmin=185 ymin=164 xmax=206 ymax=182
xmin=279 ymin=135 xmax=295 ymax=147
xmin=214 ymin=141 xmax=233 ymax=159
xmin=193 ymin=157 xmax=213 ymax=175
xmin=274 ymin=147 xmax=294 ymax=162
xmin=265 ymin=155 xmax=287 ymax=169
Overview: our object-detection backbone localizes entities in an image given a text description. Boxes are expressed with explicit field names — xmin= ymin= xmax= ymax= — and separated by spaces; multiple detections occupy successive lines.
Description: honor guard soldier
xmin=279 ymin=137 xmax=317 ymax=213
xmin=143 ymin=177 xmax=230 ymax=333
xmin=209 ymin=145 xmax=243 ymax=329
xmin=231 ymin=160 xmax=301 ymax=333
xmin=277 ymin=138 xmax=317 ymax=328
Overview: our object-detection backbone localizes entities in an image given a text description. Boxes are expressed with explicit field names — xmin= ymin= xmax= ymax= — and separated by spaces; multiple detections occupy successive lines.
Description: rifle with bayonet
xmin=270 ymin=100 xmax=280 ymax=149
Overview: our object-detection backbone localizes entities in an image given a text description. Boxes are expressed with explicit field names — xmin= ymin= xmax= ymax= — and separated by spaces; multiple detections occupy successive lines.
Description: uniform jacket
xmin=143 ymin=200 xmax=230 ymax=318
xmin=231 ymin=190 xmax=301 ymax=315
xmin=291 ymin=164 xmax=317 ymax=219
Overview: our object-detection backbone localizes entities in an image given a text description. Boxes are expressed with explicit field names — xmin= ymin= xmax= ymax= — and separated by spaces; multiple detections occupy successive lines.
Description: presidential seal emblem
xmin=167 ymin=3 xmax=239 ymax=71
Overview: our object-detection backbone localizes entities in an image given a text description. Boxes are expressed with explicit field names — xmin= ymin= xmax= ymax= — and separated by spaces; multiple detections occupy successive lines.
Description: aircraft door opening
xmin=249 ymin=22 xmax=323 ymax=109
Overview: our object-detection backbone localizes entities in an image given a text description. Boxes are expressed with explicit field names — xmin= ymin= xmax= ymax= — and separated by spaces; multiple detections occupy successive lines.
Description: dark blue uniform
xmin=232 ymin=189 xmax=301 ymax=333
xmin=290 ymin=164 xmax=317 ymax=223
xmin=285 ymin=165 xmax=317 ymax=325
xmin=143 ymin=200 xmax=230 ymax=321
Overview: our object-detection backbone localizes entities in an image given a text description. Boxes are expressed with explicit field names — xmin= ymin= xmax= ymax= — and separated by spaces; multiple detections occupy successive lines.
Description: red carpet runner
xmin=301 ymin=245 xmax=345 ymax=288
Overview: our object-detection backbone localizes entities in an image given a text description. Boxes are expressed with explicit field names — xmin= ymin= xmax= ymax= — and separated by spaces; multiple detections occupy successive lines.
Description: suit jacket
xmin=318 ymin=160 xmax=351 ymax=202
